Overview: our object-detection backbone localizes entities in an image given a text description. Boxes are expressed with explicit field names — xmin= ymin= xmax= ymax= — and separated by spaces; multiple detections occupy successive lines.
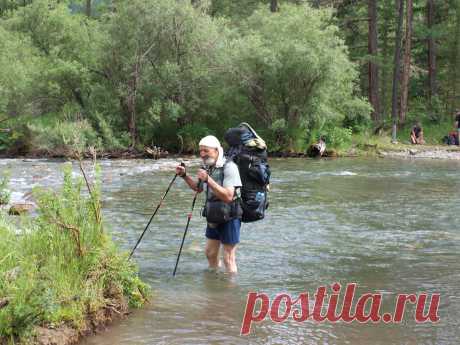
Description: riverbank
xmin=0 ymin=146 xmax=169 ymax=160
xmin=264 ymin=143 xmax=460 ymax=160
xmin=348 ymin=139 xmax=460 ymax=160
xmin=0 ymin=163 xmax=149 ymax=345
xmin=32 ymin=292 xmax=129 ymax=345
xmin=377 ymin=145 xmax=460 ymax=159
xmin=1 ymin=137 xmax=460 ymax=161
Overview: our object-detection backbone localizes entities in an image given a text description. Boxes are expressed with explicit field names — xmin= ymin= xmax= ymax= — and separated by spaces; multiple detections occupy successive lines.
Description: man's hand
xmin=176 ymin=165 xmax=186 ymax=177
xmin=197 ymin=169 xmax=208 ymax=182
xmin=176 ymin=164 xmax=203 ymax=192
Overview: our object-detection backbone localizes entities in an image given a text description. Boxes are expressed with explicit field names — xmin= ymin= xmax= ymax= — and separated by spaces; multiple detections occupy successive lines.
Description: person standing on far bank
xmin=175 ymin=135 xmax=242 ymax=273
xmin=455 ymin=111 xmax=460 ymax=146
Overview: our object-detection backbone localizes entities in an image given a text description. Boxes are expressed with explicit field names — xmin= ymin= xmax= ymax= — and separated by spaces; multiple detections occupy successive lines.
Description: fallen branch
xmin=76 ymin=151 xmax=103 ymax=232
xmin=105 ymin=304 xmax=122 ymax=315
xmin=77 ymin=156 xmax=93 ymax=196
xmin=51 ymin=217 xmax=84 ymax=257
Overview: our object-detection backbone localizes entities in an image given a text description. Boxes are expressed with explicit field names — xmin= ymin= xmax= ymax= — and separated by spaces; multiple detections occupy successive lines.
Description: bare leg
xmin=222 ymin=244 xmax=238 ymax=273
xmin=418 ymin=132 xmax=425 ymax=144
xmin=205 ymin=239 xmax=221 ymax=269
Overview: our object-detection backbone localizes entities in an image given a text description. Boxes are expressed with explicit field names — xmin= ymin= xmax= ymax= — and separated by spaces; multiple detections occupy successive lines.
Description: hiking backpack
xmin=224 ymin=123 xmax=270 ymax=223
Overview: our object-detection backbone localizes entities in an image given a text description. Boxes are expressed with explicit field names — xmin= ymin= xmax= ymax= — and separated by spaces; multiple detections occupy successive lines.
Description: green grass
xmin=0 ymin=163 xmax=149 ymax=343
xmin=340 ymin=119 xmax=459 ymax=156
xmin=1 ymin=106 xmax=129 ymax=155
xmin=0 ymin=173 xmax=10 ymax=205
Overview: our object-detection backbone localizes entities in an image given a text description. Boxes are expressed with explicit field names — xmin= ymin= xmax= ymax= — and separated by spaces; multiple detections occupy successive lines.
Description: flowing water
xmin=1 ymin=157 xmax=459 ymax=345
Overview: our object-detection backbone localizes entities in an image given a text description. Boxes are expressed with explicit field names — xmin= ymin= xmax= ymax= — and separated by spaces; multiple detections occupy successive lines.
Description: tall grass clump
xmin=27 ymin=119 xmax=102 ymax=154
xmin=0 ymin=173 xmax=10 ymax=205
xmin=0 ymin=163 xmax=149 ymax=343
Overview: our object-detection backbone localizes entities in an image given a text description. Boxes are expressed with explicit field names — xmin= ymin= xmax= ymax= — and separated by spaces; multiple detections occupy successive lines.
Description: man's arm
xmin=206 ymin=176 xmax=235 ymax=204
xmin=176 ymin=165 xmax=203 ymax=192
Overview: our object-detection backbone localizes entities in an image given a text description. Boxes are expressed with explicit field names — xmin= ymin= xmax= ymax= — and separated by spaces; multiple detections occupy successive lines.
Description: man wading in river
xmin=175 ymin=135 xmax=243 ymax=273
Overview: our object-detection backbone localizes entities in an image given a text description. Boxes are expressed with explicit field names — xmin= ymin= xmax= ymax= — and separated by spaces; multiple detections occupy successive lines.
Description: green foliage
xmin=396 ymin=119 xmax=455 ymax=145
xmin=0 ymin=163 xmax=149 ymax=341
xmin=0 ymin=172 xmax=10 ymax=205
xmin=223 ymin=4 xmax=370 ymax=150
xmin=321 ymin=125 xmax=353 ymax=149
xmin=1 ymin=0 xmax=456 ymax=154
xmin=0 ymin=26 xmax=40 ymax=118
xmin=28 ymin=119 xmax=102 ymax=153
xmin=99 ymin=0 xmax=228 ymax=146
xmin=177 ymin=123 xmax=212 ymax=153
xmin=210 ymin=0 xmax=264 ymax=19
xmin=90 ymin=111 xmax=127 ymax=150
xmin=0 ymin=0 xmax=374 ymax=155
xmin=2 ymin=0 xmax=100 ymax=114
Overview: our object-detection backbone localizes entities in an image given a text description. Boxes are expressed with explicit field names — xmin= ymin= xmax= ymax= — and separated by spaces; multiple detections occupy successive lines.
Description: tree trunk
xmin=122 ymin=62 xmax=140 ymax=148
xmin=368 ymin=0 xmax=380 ymax=123
xmin=399 ymin=0 xmax=413 ymax=125
xmin=380 ymin=6 xmax=391 ymax=120
xmin=391 ymin=0 xmax=404 ymax=142
xmin=127 ymin=97 xmax=136 ymax=148
xmin=85 ymin=0 xmax=91 ymax=17
xmin=427 ymin=0 xmax=437 ymax=100
xmin=270 ymin=0 xmax=279 ymax=12
xmin=451 ymin=0 xmax=460 ymax=114
xmin=120 ymin=94 xmax=137 ymax=149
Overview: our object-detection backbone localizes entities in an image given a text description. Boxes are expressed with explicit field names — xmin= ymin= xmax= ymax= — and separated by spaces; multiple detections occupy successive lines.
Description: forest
xmin=0 ymin=0 xmax=459 ymax=155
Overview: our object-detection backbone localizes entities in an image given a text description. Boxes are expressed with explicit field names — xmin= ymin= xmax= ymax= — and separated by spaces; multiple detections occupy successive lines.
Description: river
xmin=1 ymin=157 xmax=459 ymax=345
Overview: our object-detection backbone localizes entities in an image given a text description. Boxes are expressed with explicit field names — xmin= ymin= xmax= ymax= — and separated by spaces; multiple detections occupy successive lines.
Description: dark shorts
xmin=205 ymin=219 xmax=241 ymax=245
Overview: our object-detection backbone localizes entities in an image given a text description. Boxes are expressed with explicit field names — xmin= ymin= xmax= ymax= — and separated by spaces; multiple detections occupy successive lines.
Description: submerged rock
xmin=325 ymin=149 xmax=338 ymax=158
xmin=307 ymin=138 xmax=326 ymax=158
xmin=8 ymin=203 xmax=34 ymax=215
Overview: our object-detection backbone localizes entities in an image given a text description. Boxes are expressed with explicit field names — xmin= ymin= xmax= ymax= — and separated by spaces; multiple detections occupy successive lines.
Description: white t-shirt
xmin=222 ymin=160 xmax=242 ymax=188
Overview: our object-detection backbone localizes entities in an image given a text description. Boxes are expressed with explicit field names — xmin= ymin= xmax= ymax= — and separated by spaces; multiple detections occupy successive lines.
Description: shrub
xmin=0 ymin=173 xmax=11 ymax=205
xmin=222 ymin=3 xmax=370 ymax=152
xmin=91 ymin=111 xmax=127 ymax=150
xmin=0 ymin=163 xmax=149 ymax=341
xmin=316 ymin=125 xmax=353 ymax=149
xmin=28 ymin=119 xmax=102 ymax=153
xmin=177 ymin=124 xmax=211 ymax=153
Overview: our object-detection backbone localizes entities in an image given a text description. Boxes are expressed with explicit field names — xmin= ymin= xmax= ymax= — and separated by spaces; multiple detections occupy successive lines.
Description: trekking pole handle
xmin=196 ymin=164 xmax=209 ymax=190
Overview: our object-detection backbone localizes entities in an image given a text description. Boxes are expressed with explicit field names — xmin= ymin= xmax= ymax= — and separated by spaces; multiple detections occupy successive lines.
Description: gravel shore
xmin=378 ymin=145 xmax=460 ymax=160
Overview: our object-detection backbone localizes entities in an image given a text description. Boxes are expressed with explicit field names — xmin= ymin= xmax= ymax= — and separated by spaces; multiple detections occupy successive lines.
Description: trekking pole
xmin=172 ymin=169 xmax=207 ymax=276
xmin=128 ymin=162 xmax=184 ymax=260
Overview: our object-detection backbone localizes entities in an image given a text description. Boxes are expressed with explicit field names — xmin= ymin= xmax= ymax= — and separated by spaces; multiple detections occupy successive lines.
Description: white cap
xmin=199 ymin=135 xmax=225 ymax=168
xmin=199 ymin=135 xmax=221 ymax=148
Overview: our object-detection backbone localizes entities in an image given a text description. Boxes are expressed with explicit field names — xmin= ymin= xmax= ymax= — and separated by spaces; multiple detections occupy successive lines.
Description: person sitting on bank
xmin=410 ymin=121 xmax=425 ymax=145
xmin=175 ymin=135 xmax=242 ymax=274
xmin=455 ymin=110 xmax=460 ymax=146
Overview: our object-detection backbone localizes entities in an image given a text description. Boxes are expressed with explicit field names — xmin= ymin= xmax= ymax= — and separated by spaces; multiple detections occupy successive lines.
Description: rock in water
xmin=8 ymin=203 xmax=34 ymax=215
xmin=307 ymin=138 xmax=326 ymax=158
